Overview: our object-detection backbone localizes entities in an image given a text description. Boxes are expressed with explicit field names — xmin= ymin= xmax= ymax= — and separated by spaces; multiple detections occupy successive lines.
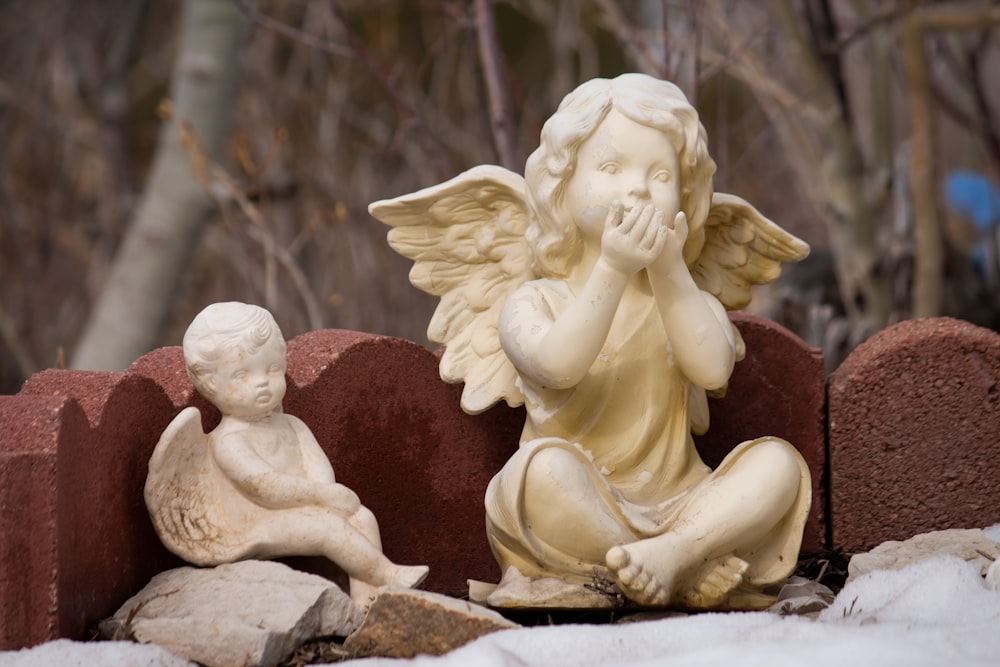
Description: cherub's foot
xmin=349 ymin=579 xmax=380 ymax=611
xmin=680 ymin=555 xmax=748 ymax=609
xmin=385 ymin=564 xmax=429 ymax=590
xmin=351 ymin=564 xmax=428 ymax=612
xmin=605 ymin=543 xmax=679 ymax=607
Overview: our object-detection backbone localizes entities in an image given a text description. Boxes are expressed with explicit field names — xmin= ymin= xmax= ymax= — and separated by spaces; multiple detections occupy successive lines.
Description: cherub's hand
xmin=600 ymin=201 xmax=668 ymax=276
xmin=650 ymin=211 xmax=689 ymax=274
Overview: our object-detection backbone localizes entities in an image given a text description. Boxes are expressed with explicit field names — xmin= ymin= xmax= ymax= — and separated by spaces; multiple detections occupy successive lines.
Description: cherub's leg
xmin=254 ymin=510 xmax=428 ymax=608
xmin=606 ymin=439 xmax=802 ymax=607
xmin=521 ymin=447 xmax=637 ymax=563
xmin=344 ymin=506 xmax=386 ymax=607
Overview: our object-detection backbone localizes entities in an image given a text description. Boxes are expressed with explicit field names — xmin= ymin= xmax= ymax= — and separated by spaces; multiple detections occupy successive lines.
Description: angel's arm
xmin=500 ymin=267 xmax=626 ymax=389
xmin=647 ymin=210 xmax=736 ymax=390
xmin=211 ymin=432 xmax=359 ymax=514
xmin=500 ymin=201 xmax=666 ymax=389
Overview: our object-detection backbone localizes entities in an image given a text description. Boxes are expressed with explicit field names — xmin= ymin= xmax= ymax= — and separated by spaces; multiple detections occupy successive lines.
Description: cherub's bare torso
xmin=214 ymin=416 xmax=307 ymax=478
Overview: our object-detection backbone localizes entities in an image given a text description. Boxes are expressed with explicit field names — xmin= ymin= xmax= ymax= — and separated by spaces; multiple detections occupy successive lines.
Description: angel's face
xmin=209 ymin=337 xmax=287 ymax=419
xmin=564 ymin=108 xmax=681 ymax=245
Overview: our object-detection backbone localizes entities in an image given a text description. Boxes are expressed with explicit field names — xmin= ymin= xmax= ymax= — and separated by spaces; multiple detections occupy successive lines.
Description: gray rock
xmin=848 ymin=528 xmax=1000 ymax=581
xmin=343 ymin=588 xmax=519 ymax=659
xmin=101 ymin=560 xmax=362 ymax=667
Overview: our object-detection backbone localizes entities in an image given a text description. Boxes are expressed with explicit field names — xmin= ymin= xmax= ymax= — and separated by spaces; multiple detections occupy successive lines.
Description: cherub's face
xmin=564 ymin=108 xmax=681 ymax=244
xmin=207 ymin=336 xmax=287 ymax=419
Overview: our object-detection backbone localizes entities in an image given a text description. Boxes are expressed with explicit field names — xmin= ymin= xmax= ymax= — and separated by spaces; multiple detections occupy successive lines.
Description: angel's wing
xmin=690 ymin=192 xmax=810 ymax=310
xmin=369 ymin=165 xmax=534 ymax=414
xmin=144 ymin=407 xmax=225 ymax=562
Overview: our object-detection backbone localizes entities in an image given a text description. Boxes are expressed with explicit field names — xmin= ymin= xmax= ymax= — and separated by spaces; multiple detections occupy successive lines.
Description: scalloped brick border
xmin=1 ymin=316 xmax=828 ymax=649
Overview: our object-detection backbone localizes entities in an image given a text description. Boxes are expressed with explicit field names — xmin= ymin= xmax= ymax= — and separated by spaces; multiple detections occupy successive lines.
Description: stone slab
xmin=342 ymin=588 xmax=517 ymax=659
xmin=847 ymin=528 xmax=999 ymax=581
xmin=828 ymin=317 xmax=1000 ymax=553
xmin=103 ymin=560 xmax=361 ymax=667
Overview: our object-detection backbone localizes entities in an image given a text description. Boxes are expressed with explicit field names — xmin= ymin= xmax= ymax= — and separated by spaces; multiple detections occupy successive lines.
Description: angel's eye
xmin=232 ymin=370 xmax=247 ymax=380
xmin=653 ymin=170 xmax=673 ymax=183
xmin=599 ymin=162 xmax=621 ymax=175
xmin=268 ymin=363 xmax=283 ymax=374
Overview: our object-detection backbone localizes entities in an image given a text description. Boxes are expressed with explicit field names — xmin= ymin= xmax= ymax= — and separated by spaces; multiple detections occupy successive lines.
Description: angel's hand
xmin=600 ymin=201 xmax=668 ymax=276
xmin=651 ymin=211 xmax=689 ymax=274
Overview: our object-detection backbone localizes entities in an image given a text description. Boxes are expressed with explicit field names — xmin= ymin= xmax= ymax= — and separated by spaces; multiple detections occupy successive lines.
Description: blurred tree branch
xmin=475 ymin=0 xmax=520 ymax=171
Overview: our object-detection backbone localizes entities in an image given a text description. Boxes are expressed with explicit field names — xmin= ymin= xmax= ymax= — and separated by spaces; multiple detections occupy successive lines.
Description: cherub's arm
xmin=286 ymin=415 xmax=336 ymax=484
xmin=500 ymin=201 xmax=666 ymax=389
xmin=646 ymin=209 xmax=735 ymax=390
xmin=211 ymin=433 xmax=360 ymax=514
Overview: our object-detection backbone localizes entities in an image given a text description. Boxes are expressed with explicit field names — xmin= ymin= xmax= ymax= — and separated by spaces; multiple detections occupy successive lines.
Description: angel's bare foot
xmin=680 ymin=555 xmax=748 ymax=609
xmin=605 ymin=540 xmax=683 ymax=606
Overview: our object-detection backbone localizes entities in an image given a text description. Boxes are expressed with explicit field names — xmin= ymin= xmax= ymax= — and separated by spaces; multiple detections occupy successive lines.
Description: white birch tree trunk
xmin=71 ymin=0 xmax=246 ymax=370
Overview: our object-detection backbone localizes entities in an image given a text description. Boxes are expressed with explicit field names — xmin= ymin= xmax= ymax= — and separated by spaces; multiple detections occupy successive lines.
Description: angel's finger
xmin=649 ymin=224 xmax=668 ymax=254
xmin=641 ymin=209 xmax=664 ymax=249
xmin=674 ymin=211 xmax=688 ymax=234
xmin=604 ymin=200 xmax=625 ymax=230
xmin=626 ymin=203 xmax=655 ymax=236
xmin=618 ymin=203 xmax=644 ymax=235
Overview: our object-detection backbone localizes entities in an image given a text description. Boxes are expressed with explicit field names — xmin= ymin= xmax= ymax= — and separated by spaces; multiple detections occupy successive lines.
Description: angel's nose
xmin=628 ymin=180 xmax=649 ymax=198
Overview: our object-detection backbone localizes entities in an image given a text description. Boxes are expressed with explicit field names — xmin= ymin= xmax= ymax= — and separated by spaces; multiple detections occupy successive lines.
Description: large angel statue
xmin=370 ymin=73 xmax=811 ymax=610
xmin=144 ymin=301 xmax=428 ymax=610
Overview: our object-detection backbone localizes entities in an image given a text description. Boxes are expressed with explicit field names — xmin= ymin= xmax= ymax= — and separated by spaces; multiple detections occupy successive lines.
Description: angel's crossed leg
xmin=522 ymin=439 xmax=801 ymax=607
xmin=249 ymin=506 xmax=428 ymax=608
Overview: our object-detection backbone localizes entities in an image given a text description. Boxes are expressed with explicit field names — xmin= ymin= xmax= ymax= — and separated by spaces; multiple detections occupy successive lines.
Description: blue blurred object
xmin=944 ymin=170 xmax=1000 ymax=231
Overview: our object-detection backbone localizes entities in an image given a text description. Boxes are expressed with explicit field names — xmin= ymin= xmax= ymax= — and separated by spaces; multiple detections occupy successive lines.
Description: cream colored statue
xmin=144 ymin=301 xmax=428 ymax=609
xmin=370 ymin=73 xmax=811 ymax=610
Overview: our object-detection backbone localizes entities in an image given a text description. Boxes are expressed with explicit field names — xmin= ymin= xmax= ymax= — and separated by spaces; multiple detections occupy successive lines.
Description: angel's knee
xmin=525 ymin=447 xmax=592 ymax=500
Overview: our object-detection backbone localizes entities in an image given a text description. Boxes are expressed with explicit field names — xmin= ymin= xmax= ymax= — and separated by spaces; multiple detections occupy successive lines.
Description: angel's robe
xmin=485 ymin=278 xmax=811 ymax=590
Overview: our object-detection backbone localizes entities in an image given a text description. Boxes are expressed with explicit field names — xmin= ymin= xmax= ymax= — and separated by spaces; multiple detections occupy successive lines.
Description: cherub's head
xmin=524 ymin=73 xmax=716 ymax=277
xmin=183 ymin=302 xmax=288 ymax=419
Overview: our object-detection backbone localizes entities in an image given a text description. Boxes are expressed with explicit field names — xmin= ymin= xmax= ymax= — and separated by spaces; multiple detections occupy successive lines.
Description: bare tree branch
xmin=474 ymin=0 xmax=520 ymax=171
xmin=903 ymin=15 xmax=942 ymax=318
xmin=231 ymin=0 xmax=353 ymax=58
xmin=329 ymin=3 xmax=455 ymax=180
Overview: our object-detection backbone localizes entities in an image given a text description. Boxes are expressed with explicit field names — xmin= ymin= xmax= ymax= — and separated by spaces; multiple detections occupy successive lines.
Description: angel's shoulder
xmin=509 ymin=278 xmax=573 ymax=305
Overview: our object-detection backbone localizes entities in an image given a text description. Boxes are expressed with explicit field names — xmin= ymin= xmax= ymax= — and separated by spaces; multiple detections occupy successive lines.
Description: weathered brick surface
xmin=694 ymin=312 xmax=827 ymax=554
xmin=0 ymin=395 xmax=67 ymax=648
xmin=15 ymin=372 xmax=184 ymax=646
xmin=281 ymin=330 xmax=522 ymax=597
xmin=828 ymin=317 xmax=1000 ymax=554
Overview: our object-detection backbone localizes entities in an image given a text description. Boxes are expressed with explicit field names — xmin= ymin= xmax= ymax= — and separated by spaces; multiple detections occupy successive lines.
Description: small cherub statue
xmin=144 ymin=301 xmax=428 ymax=609
xmin=370 ymin=73 xmax=812 ymax=610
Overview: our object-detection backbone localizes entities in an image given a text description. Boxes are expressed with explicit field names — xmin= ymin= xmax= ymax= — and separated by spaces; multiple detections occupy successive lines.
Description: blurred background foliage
xmin=2 ymin=0 xmax=999 ymax=392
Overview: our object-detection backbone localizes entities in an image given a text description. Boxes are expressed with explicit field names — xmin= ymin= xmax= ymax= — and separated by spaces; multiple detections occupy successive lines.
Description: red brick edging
xmin=4 ymin=314 xmax=998 ymax=649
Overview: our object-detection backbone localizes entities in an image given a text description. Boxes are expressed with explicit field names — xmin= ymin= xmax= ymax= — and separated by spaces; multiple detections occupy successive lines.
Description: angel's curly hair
xmin=183 ymin=302 xmax=286 ymax=394
xmin=524 ymin=73 xmax=716 ymax=277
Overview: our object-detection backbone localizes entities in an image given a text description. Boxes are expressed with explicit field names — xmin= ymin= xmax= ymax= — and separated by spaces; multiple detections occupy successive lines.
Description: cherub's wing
xmin=370 ymin=165 xmax=534 ymax=414
xmin=144 ymin=407 xmax=225 ymax=560
xmin=690 ymin=192 xmax=810 ymax=311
